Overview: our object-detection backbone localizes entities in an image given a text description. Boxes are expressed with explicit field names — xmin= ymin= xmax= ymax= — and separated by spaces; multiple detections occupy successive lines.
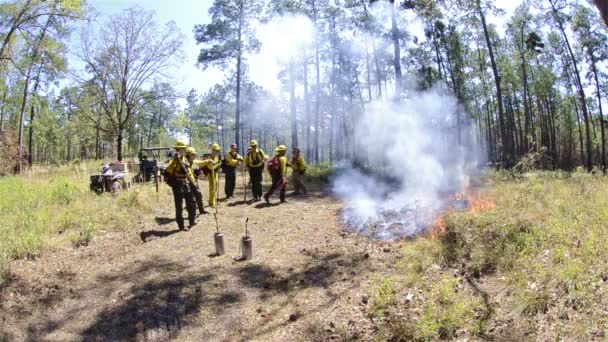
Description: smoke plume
xmin=334 ymin=86 xmax=480 ymax=240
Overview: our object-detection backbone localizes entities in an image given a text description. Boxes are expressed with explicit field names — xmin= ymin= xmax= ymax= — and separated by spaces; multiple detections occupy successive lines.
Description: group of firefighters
xmin=164 ymin=139 xmax=308 ymax=231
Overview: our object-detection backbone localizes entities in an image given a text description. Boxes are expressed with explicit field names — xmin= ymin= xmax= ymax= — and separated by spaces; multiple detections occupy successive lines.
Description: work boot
xmin=263 ymin=194 xmax=270 ymax=204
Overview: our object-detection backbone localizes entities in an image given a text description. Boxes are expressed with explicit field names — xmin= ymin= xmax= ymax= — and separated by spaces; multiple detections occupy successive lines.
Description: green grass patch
xmin=370 ymin=170 xmax=608 ymax=340
xmin=0 ymin=162 xmax=157 ymax=285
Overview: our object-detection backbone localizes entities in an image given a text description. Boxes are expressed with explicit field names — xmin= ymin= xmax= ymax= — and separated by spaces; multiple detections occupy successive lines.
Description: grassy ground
xmin=370 ymin=170 xmax=608 ymax=341
xmin=4 ymin=165 xmax=607 ymax=341
xmin=0 ymin=162 xmax=392 ymax=341
xmin=0 ymin=161 xmax=157 ymax=285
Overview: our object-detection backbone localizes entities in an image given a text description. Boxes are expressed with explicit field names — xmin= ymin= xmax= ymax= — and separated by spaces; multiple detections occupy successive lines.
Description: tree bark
xmin=235 ymin=4 xmax=243 ymax=154
xmin=303 ymin=48 xmax=311 ymax=160
xmin=519 ymin=23 xmax=531 ymax=152
xmin=28 ymin=56 xmax=45 ymax=167
xmin=478 ymin=0 xmax=507 ymax=168
xmin=313 ymin=1 xmax=321 ymax=163
xmin=390 ymin=0 xmax=402 ymax=102
xmin=551 ymin=0 xmax=592 ymax=171
xmin=289 ymin=57 xmax=298 ymax=149
xmin=591 ymin=57 xmax=606 ymax=173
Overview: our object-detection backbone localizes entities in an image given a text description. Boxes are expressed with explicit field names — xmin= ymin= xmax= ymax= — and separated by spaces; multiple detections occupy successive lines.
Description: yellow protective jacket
xmin=245 ymin=149 xmax=267 ymax=168
xmin=276 ymin=155 xmax=288 ymax=177
xmin=166 ymin=156 xmax=194 ymax=179
xmin=192 ymin=155 xmax=221 ymax=176
xmin=225 ymin=151 xmax=243 ymax=168
xmin=289 ymin=155 xmax=307 ymax=173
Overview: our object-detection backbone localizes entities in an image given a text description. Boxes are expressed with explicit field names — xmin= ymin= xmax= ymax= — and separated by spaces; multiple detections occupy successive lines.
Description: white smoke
xmin=244 ymin=13 xmax=481 ymax=239
xmin=248 ymin=15 xmax=315 ymax=96
xmin=334 ymin=86 xmax=480 ymax=239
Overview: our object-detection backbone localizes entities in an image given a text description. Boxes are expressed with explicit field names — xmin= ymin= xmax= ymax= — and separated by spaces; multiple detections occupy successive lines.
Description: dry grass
xmin=0 ymin=161 xmax=156 ymax=285
xmin=370 ymin=170 xmax=608 ymax=341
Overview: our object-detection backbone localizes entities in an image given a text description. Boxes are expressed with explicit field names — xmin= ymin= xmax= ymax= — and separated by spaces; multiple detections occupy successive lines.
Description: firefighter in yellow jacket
xmin=289 ymin=147 xmax=308 ymax=195
xmin=245 ymin=140 xmax=268 ymax=201
xmin=207 ymin=144 xmax=222 ymax=207
xmin=187 ymin=144 xmax=221 ymax=207
xmin=224 ymin=143 xmax=243 ymax=198
xmin=264 ymin=145 xmax=288 ymax=204
xmin=165 ymin=140 xmax=197 ymax=230
xmin=185 ymin=147 xmax=207 ymax=215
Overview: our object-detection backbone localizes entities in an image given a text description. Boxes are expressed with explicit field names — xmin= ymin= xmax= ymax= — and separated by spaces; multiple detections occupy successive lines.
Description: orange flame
xmin=429 ymin=183 xmax=496 ymax=240
xmin=430 ymin=216 xmax=447 ymax=240
xmin=465 ymin=185 xmax=496 ymax=214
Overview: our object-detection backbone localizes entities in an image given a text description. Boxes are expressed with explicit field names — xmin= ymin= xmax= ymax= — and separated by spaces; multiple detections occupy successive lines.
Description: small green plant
xmin=370 ymin=277 xmax=396 ymax=317
xmin=70 ymin=222 xmax=94 ymax=247
xmin=0 ymin=252 xmax=9 ymax=286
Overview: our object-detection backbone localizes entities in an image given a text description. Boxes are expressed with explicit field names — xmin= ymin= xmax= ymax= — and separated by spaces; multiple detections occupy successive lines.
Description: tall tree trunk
xmin=313 ymin=15 xmax=321 ymax=163
xmin=365 ymin=38 xmax=372 ymax=102
xmin=591 ymin=57 xmax=606 ymax=173
xmin=303 ymin=48 xmax=311 ymax=160
xmin=478 ymin=0 xmax=507 ymax=168
xmin=17 ymin=11 xmax=53 ymax=172
xmin=235 ymin=4 xmax=244 ymax=154
xmin=389 ymin=0 xmax=402 ymax=102
xmin=117 ymin=129 xmax=123 ymax=162
xmin=551 ymin=1 xmax=592 ymax=171
xmin=289 ymin=57 xmax=298 ymax=149
xmin=28 ymin=57 xmax=45 ymax=167
xmin=329 ymin=15 xmax=337 ymax=163
xmin=519 ymin=23 xmax=531 ymax=152
xmin=0 ymin=86 xmax=6 ymax=133
xmin=95 ymin=114 xmax=100 ymax=160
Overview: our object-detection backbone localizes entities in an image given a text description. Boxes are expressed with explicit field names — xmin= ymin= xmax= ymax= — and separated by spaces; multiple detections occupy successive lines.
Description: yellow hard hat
xmin=211 ymin=143 xmax=221 ymax=151
xmin=186 ymin=147 xmax=196 ymax=155
xmin=276 ymin=145 xmax=287 ymax=152
xmin=173 ymin=140 xmax=187 ymax=150
xmin=249 ymin=140 xmax=258 ymax=147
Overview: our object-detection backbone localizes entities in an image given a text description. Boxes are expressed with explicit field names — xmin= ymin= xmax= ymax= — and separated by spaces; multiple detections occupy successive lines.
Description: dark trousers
xmin=189 ymin=181 xmax=205 ymax=214
xmin=173 ymin=180 xmax=196 ymax=229
xmin=265 ymin=174 xmax=286 ymax=202
xmin=225 ymin=167 xmax=236 ymax=197
xmin=249 ymin=167 xmax=264 ymax=198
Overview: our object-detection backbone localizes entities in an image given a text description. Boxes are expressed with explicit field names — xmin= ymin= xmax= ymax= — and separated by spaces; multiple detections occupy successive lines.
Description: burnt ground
xmin=0 ymin=178 xmax=399 ymax=342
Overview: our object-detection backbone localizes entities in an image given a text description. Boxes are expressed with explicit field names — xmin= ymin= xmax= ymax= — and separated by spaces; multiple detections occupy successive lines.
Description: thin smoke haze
xmin=246 ymin=14 xmax=481 ymax=240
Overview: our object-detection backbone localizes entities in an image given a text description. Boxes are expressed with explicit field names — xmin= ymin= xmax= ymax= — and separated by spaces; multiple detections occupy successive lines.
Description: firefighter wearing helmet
xmin=185 ymin=147 xmax=207 ymax=215
xmin=206 ymin=143 xmax=222 ymax=207
xmin=263 ymin=145 xmax=288 ymax=204
xmin=164 ymin=140 xmax=197 ymax=230
xmin=223 ymin=143 xmax=243 ymax=198
xmin=288 ymin=147 xmax=308 ymax=196
xmin=244 ymin=140 xmax=268 ymax=201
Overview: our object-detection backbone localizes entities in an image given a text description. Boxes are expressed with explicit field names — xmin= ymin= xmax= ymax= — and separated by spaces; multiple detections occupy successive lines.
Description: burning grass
xmin=368 ymin=170 xmax=608 ymax=341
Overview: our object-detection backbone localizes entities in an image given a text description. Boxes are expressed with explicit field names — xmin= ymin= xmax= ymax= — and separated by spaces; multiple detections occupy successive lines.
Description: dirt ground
xmin=0 ymin=177 xmax=399 ymax=342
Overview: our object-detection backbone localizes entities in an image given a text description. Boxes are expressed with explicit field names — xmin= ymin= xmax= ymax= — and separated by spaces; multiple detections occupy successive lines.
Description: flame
xmin=430 ymin=216 xmax=446 ymax=240
xmin=465 ymin=185 xmax=496 ymax=214
xmin=429 ymin=182 xmax=496 ymax=240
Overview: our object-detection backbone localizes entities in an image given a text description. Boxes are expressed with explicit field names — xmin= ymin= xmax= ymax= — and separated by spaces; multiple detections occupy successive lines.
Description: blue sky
xmin=71 ymin=0 xmax=525 ymax=108
xmin=72 ymin=0 xmax=225 ymax=104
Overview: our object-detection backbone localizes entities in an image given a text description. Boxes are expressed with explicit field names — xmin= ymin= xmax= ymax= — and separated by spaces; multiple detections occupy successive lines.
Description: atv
xmin=90 ymin=162 xmax=131 ymax=195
